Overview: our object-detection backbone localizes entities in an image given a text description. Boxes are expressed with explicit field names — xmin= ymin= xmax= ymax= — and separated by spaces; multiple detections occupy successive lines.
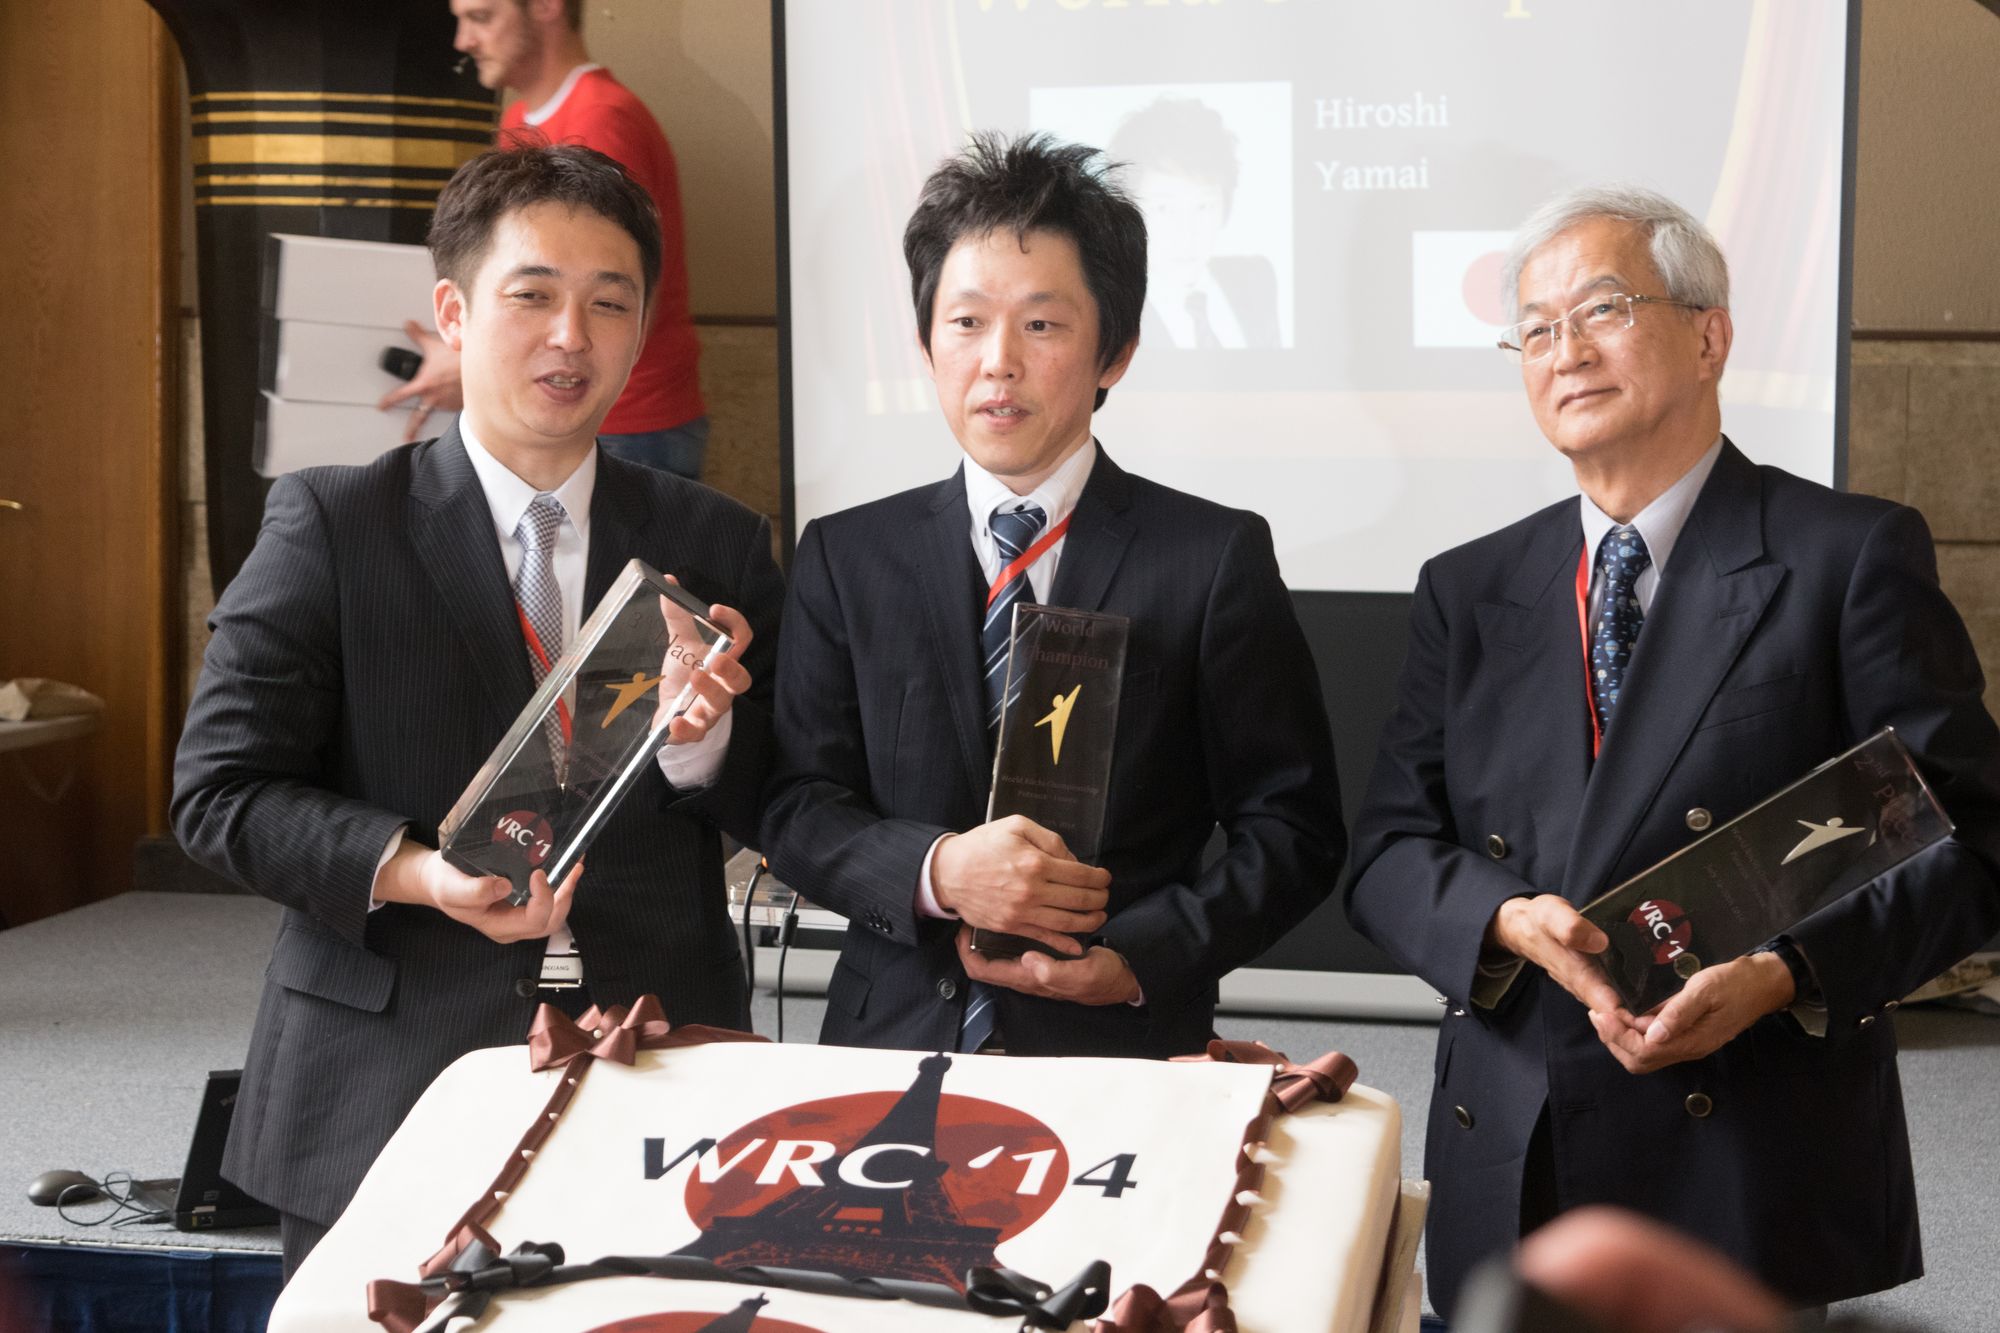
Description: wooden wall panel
xmin=0 ymin=0 xmax=179 ymax=924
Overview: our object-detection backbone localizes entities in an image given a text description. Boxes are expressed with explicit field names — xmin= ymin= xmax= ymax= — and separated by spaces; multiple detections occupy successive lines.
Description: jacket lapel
xmin=916 ymin=466 xmax=998 ymax=803
xmin=408 ymin=424 xmax=534 ymax=726
xmin=584 ymin=451 xmax=653 ymax=610
xmin=1565 ymin=440 xmax=1786 ymax=900
xmin=1047 ymin=447 xmax=1136 ymax=615
xmin=1476 ymin=504 xmax=1593 ymax=864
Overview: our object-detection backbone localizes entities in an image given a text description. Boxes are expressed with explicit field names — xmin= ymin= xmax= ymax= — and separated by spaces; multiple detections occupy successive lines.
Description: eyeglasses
xmin=1496 ymin=293 xmax=1707 ymax=366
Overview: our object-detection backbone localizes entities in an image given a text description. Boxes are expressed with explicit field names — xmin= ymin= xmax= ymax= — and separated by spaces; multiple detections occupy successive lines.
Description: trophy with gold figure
xmin=969 ymin=604 xmax=1130 ymax=960
xmin=438 ymin=560 xmax=734 ymax=907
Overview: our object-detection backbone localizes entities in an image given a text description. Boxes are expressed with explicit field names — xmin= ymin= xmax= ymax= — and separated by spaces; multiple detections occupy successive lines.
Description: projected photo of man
xmin=1108 ymin=96 xmax=1283 ymax=351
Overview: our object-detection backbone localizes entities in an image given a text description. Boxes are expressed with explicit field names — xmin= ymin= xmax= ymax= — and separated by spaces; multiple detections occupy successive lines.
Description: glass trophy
xmin=968 ymin=604 xmax=1129 ymax=961
xmin=439 ymin=560 xmax=733 ymax=906
xmin=1580 ymin=728 xmax=1953 ymax=1011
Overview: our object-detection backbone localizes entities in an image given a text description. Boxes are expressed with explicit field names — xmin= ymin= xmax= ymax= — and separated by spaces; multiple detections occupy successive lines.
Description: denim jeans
xmin=599 ymin=415 xmax=710 ymax=480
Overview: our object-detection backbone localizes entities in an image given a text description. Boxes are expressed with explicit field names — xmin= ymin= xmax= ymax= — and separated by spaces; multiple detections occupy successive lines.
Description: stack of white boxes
xmin=256 ymin=234 xmax=441 ymax=476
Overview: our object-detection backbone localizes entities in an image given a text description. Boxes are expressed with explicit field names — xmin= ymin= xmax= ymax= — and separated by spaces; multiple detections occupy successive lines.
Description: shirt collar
xmin=457 ymin=413 xmax=596 ymax=548
xmin=1579 ymin=436 xmax=1724 ymax=578
xmin=963 ymin=437 xmax=1098 ymax=533
xmin=521 ymin=63 xmax=602 ymax=126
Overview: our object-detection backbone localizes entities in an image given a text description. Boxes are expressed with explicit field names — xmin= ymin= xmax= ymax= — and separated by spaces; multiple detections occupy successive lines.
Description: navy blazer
xmin=1346 ymin=440 xmax=2000 ymax=1315
xmin=761 ymin=449 xmax=1344 ymax=1057
xmin=173 ymin=427 xmax=783 ymax=1227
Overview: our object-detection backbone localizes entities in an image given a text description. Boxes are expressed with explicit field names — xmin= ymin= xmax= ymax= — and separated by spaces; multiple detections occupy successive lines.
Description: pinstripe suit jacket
xmin=761 ymin=448 xmax=1344 ymax=1057
xmin=172 ymin=426 xmax=782 ymax=1227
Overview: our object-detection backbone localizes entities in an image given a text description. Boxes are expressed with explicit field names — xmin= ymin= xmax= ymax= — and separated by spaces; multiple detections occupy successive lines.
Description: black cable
xmin=53 ymin=1171 xmax=172 ymax=1229
xmin=774 ymin=907 xmax=800 ymax=1044
xmin=740 ymin=859 xmax=765 ymax=1007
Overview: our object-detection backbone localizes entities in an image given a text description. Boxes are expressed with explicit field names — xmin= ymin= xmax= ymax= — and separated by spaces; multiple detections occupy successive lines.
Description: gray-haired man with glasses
xmin=1346 ymin=184 xmax=2000 ymax=1319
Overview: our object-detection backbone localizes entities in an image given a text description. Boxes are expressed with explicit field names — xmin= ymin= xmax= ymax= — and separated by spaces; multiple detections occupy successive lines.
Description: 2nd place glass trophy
xmin=439 ymin=560 xmax=733 ymax=906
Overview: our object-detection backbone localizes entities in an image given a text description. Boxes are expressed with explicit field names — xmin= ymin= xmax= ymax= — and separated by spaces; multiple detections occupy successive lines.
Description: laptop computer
xmin=167 ymin=1069 xmax=279 ymax=1231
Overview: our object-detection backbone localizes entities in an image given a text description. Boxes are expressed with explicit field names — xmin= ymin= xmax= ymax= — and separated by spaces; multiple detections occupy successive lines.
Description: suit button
xmin=1685 ymin=1092 xmax=1713 ymax=1118
xmin=1883 ymin=1000 xmax=1900 ymax=1012
xmin=1686 ymin=807 xmax=1713 ymax=832
xmin=937 ymin=978 xmax=957 ymax=1001
xmin=514 ymin=979 xmax=537 ymax=999
xmin=1486 ymin=835 xmax=1507 ymax=859
xmin=1453 ymin=1105 xmax=1474 ymax=1129
xmin=1858 ymin=1015 xmax=1875 ymax=1030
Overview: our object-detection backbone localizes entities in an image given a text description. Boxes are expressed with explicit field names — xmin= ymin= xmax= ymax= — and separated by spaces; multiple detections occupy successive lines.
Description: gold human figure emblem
xmin=601 ymin=671 xmax=665 ymax=728
xmin=1780 ymin=816 xmax=1869 ymax=866
xmin=1035 ymin=684 xmax=1083 ymax=764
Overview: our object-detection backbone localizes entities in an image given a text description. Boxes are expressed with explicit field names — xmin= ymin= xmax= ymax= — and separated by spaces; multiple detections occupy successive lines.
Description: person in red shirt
xmin=382 ymin=0 xmax=708 ymax=479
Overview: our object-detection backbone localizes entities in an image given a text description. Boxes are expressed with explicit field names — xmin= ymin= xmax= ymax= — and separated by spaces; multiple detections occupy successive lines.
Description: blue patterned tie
xmin=960 ymin=502 xmax=1047 ymax=1053
xmin=514 ymin=494 xmax=568 ymax=763
xmin=1590 ymin=525 xmax=1651 ymax=740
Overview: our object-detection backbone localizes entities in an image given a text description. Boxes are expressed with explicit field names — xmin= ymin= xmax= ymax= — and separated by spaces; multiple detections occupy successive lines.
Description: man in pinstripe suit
xmin=173 ymin=146 xmax=781 ymax=1275
xmin=761 ymin=133 xmax=1343 ymax=1059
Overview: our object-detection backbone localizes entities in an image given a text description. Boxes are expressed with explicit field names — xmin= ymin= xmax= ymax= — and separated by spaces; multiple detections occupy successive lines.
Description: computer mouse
xmin=28 ymin=1169 xmax=102 ymax=1206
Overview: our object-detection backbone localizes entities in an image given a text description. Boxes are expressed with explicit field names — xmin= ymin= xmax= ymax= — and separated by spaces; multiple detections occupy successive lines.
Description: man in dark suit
xmin=173 ymin=145 xmax=781 ymax=1275
xmin=1346 ymin=185 xmax=2000 ymax=1318
xmin=761 ymin=132 xmax=1342 ymax=1059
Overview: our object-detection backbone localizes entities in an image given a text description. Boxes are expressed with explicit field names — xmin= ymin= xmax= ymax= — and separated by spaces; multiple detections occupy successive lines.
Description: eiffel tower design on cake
xmin=695 ymin=1296 xmax=770 ymax=1332
xmin=673 ymin=1053 xmax=1002 ymax=1291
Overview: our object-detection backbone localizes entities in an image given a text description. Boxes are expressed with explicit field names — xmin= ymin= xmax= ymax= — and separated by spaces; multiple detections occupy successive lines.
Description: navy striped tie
xmin=981 ymin=504 xmax=1047 ymax=733
xmin=959 ymin=502 xmax=1046 ymax=1053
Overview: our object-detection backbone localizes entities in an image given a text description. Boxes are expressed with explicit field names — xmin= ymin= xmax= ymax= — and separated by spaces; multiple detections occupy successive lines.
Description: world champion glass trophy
xmin=969 ymin=604 xmax=1129 ymax=961
xmin=1581 ymin=728 xmax=1953 ymax=1011
xmin=439 ymin=560 xmax=733 ymax=906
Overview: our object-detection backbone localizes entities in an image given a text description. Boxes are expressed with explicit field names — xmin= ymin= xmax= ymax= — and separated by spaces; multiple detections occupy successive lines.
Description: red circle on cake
xmin=491 ymin=809 xmax=554 ymax=868
xmin=586 ymin=1312 xmax=826 ymax=1333
xmin=683 ymin=1093 xmax=1067 ymax=1244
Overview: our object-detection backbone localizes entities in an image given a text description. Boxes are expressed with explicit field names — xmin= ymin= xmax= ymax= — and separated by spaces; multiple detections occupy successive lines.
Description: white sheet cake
xmin=273 ymin=1018 xmax=1409 ymax=1333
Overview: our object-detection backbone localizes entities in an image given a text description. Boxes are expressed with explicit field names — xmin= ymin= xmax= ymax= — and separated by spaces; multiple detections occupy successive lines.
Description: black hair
xmin=903 ymin=131 xmax=1147 ymax=410
xmin=429 ymin=141 xmax=662 ymax=311
xmin=1106 ymin=96 xmax=1241 ymax=219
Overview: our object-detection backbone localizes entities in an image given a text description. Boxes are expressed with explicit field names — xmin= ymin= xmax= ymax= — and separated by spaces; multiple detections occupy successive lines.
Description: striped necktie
xmin=514 ymin=494 xmax=567 ymax=762
xmin=981 ymin=503 xmax=1047 ymax=733
xmin=1589 ymin=525 xmax=1651 ymax=740
xmin=960 ymin=501 xmax=1047 ymax=1054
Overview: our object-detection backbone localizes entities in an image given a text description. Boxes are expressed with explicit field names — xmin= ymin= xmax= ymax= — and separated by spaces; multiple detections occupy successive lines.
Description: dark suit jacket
xmin=172 ymin=426 xmax=783 ymax=1227
xmin=1345 ymin=440 xmax=2000 ymax=1316
xmin=761 ymin=448 xmax=1343 ymax=1057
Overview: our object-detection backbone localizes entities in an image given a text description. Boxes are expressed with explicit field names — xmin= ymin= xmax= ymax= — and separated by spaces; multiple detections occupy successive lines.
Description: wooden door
xmin=0 ymin=1 xmax=179 ymax=925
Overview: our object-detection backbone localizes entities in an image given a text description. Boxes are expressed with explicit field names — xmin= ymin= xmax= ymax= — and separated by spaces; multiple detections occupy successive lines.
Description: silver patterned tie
xmin=514 ymin=494 xmax=568 ymax=764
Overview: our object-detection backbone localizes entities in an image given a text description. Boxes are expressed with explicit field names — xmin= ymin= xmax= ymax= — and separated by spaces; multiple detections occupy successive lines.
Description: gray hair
xmin=1500 ymin=184 xmax=1730 ymax=324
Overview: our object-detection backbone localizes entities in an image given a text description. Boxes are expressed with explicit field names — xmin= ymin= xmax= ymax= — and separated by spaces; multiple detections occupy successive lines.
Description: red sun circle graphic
xmin=1628 ymin=898 xmax=1693 ymax=965
xmin=683 ymin=1093 xmax=1067 ymax=1245
xmin=586 ymin=1312 xmax=827 ymax=1333
xmin=491 ymin=809 xmax=554 ymax=868
xmin=1461 ymin=250 xmax=1508 ymax=328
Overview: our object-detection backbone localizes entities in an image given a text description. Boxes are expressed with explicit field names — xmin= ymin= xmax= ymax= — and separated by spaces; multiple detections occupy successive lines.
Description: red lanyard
xmin=1575 ymin=546 xmax=1601 ymax=757
xmin=985 ymin=513 xmax=1074 ymax=609
xmin=516 ymin=601 xmax=574 ymax=742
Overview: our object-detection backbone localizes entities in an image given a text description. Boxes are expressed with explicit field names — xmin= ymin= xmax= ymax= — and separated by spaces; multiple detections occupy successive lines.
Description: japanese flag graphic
xmin=1411 ymin=230 xmax=1515 ymax=349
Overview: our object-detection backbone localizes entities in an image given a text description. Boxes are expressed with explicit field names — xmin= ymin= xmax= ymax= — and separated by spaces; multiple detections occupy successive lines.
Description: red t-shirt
xmin=502 ymin=67 xmax=704 ymax=434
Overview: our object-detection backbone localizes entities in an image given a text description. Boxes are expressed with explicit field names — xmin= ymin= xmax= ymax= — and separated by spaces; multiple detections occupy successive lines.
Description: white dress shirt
xmin=1579 ymin=437 xmax=1724 ymax=619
